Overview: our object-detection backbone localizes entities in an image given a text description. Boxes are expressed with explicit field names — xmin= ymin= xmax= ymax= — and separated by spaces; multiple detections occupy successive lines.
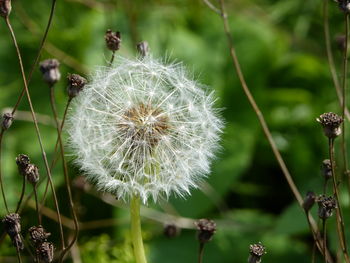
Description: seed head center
xmin=120 ymin=103 xmax=169 ymax=146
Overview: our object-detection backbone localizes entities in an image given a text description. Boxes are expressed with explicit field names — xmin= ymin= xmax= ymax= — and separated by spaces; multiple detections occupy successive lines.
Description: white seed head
xmin=68 ymin=56 xmax=223 ymax=203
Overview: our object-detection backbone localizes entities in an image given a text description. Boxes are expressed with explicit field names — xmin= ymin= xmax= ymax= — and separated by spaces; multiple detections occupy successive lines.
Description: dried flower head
xmin=105 ymin=29 xmax=121 ymax=51
xmin=68 ymin=56 xmax=223 ymax=203
xmin=137 ymin=41 xmax=149 ymax=58
xmin=37 ymin=242 xmax=54 ymax=263
xmin=1 ymin=112 xmax=13 ymax=130
xmin=29 ymin=225 xmax=51 ymax=245
xmin=248 ymin=243 xmax=266 ymax=263
xmin=0 ymin=0 xmax=11 ymax=18
xmin=322 ymin=159 xmax=332 ymax=180
xmin=337 ymin=0 xmax=350 ymax=13
xmin=317 ymin=112 xmax=343 ymax=138
xmin=67 ymin=73 xmax=87 ymax=98
xmin=25 ymin=163 xmax=40 ymax=184
xmin=195 ymin=218 xmax=216 ymax=244
xmin=302 ymin=191 xmax=316 ymax=212
xmin=2 ymin=213 xmax=21 ymax=238
xmin=39 ymin=59 xmax=61 ymax=85
xmin=164 ymin=223 xmax=180 ymax=238
xmin=317 ymin=195 xmax=337 ymax=219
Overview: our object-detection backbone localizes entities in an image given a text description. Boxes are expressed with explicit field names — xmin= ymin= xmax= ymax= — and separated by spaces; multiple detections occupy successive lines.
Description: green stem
xmin=130 ymin=196 xmax=147 ymax=263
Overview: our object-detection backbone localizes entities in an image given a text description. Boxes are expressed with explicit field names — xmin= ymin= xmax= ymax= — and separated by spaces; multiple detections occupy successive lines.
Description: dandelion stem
xmin=130 ymin=196 xmax=147 ymax=263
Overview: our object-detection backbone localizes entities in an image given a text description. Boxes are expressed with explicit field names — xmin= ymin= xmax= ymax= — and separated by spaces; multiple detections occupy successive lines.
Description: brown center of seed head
xmin=120 ymin=103 xmax=169 ymax=147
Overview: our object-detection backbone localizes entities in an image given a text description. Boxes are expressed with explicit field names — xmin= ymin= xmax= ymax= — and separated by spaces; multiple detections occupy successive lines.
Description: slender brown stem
xmin=198 ymin=243 xmax=204 ymax=263
xmin=109 ymin=50 xmax=115 ymax=66
xmin=322 ymin=219 xmax=328 ymax=263
xmin=33 ymin=184 xmax=41 ymax=225
xmin=208 ymin=0 xmax=332 ymax=260
xmin=49 ymin=87 xmax=79 ymax=261
xmin=16 ymin=247 xmax=22 ymax=263
xmin=40 ymin=98 xmax=72 ymax=210
xmin=329 ymin=138 xmax=350 ymax=263
xmin=341 ymin=14 xmax=349 ymax=177
xmin=323 ymin=0 xmax=350 ymax=121
xmin=5 ymin=16 xmax=65 ymax=250
xmin=0 ymin=130 xmax=9 ymax=213
xmin=11 ymin=0 xmax=58 ymax=115
xmin=15 ymin=176 xmax=26 ymax=213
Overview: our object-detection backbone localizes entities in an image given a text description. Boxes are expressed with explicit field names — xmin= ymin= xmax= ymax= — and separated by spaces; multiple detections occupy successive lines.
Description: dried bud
xmin=37 ymin=242 xmax=54 ymax=263
xmin=39 ymin=59 xmax=61 ymax=85
xmin=322 ymin=159 xmax=332 ymax=180
xmin=105 ymin=30 xmax=121 ymax=51
xmin=12 ymin=234 xmax=24 ymax=251
xmin=2 ymin=213 xmax=21 ymax=238
xmin=303 ymin=191 xmax=316 ymax=212
xmin=16 ymin=154 xmax=30 ymax=177
xmin=29 ymin=225 xmax=51 ymax=245
xmin=164 ymin=224 xmax=180 ymax=238
xmin=195 ymin=219 xmax=216 ymax=244
xmin=137 ymin=41 xmax=149 ymax=58
xmin=0 ymin=0 xmax=11 ymax=18
xmin=317 ymin=195 xmax=337 ymax=219
xmin=67 ymin=73 xmax=87 ymax=98
xmin=336 ymin=35 xmax=346 ymax=52
xmin=1 ymin=112 xmax=13 ymax=130
xmin=338 ymin=0 xmax=350 ymax=13
xmin=248 ymin=243 xmax=266 ymax=263
xmin=317 ymin=112 xmax=343 ymax=138
xmin=25 ymin=164 xmax=40 ymax=184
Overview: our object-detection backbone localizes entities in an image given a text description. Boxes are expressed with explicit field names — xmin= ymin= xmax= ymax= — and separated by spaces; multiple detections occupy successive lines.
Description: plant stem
xmin=329 ymin=138 xmax=350 ymax=263
xmin=109 ymin=50 xmax=115 ymax=66
xmin=130 ymin=196 xmax=147 ymax=263
xmin=0 ymin=130 xmax=9 ymax=213
xmin=198 ymin=243 xmax=205 ymax=263
xmin=15 ymin=176 xmax=26 ymax=213
xmin=323 ymin=219 xmax=328 ymax=263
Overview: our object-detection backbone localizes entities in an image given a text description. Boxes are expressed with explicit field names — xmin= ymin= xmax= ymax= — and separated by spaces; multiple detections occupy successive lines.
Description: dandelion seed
xmin=68 ymin=56 xmax=223 ymax=204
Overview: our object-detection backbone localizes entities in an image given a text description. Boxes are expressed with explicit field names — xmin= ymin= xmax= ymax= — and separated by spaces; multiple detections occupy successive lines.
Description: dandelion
xmin=68 ymin=55 xmax=223 ymax=262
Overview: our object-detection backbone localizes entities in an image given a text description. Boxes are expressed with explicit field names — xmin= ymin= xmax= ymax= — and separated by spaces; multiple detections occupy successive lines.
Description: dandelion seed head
xmin=68 ymin=56 xmax=223 ymax=203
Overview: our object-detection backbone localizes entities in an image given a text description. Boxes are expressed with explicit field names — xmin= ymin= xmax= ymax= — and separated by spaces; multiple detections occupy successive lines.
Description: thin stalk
xmin=109 ymin=50 xmax=115 ymax=66
xmin=40 ymin=98 xmax=72 ymax=209
xmin=49 ymin=87 xmax=79 ymax=261
xmin=198 ymin=243 xmax=204 ymax=263
xmin=329 ymin=138 xmax=350 ymax=262
xmin=33 ymin=184 xmax=41 ymax=225
xmin=15 ymin=176 xmax=26 ymax=213
xmin=11 ymin=0 xmax=58 ymax=115
xmin=323 ymin=0 xmax=350 ymax=121
xmin=323 ymin=219 xmax=328 ymax=263
xmin=209 ymin=0 xmax=332 ymax=260
xmin=5 ymin=16 xmax=65 ymax=250
xmin=0 ymin=130 xmax=9 ymax=213
xmin=130 ymin=196 xmax=147 ymax=263
xmin=16 ymin=248 xmax=22 ymax=263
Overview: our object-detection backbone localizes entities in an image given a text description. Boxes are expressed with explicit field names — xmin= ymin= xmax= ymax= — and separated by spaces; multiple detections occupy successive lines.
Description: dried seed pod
xmin=195 ymin=219 xmax=216 ymax=244
xmin=248 ymin=242 xmax=266 ymax=263
xmin=39 ymin=59 xmax=61 ymax=85
xmin=105 ymin=29 xmax=121 ymax=51
xmin=29 ymin=225 xmax=51 ymax=245
xmin=67 ymin=73 xmax=87 ymax=98
xmin=303 ymin=191 xmax=316 ymax=212
xmin=137 ymin=41 xmax=149 ymax=58
xmin=37 ymin=242 xmax=54 ymax=263
xmin=317 ymin=195 xmax=337 ymax=219
xmin=317 ymin=112 xmax=343 ymax=139
xmin=0 ymin=0 xmax=11 ymax=18
xmin=164 ymin=224 xmax=180 ymax=238
xmin=1 ymin=112 xmax=13 ymax=130
xmin=25 ymin=163 xmax=40 ymax=184
xmin=2 ymin=213 xmax=21 ymax=238
xmin=16 ymin=154 xmax=30 ymax=177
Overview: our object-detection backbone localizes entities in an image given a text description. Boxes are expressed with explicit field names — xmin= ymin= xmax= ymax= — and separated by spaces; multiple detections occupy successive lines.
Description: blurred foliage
xmin=0 ymin=0 xmax=349 ymax=262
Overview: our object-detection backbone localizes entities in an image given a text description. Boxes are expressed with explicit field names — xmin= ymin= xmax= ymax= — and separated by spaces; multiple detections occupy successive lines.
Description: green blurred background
xmin=0 ymin=0 xmax=349 ymax=262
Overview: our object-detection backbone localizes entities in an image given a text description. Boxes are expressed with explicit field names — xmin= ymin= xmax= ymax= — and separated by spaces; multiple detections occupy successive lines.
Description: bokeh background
xmin=0 ymin=0 xmax=349 ymax=262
